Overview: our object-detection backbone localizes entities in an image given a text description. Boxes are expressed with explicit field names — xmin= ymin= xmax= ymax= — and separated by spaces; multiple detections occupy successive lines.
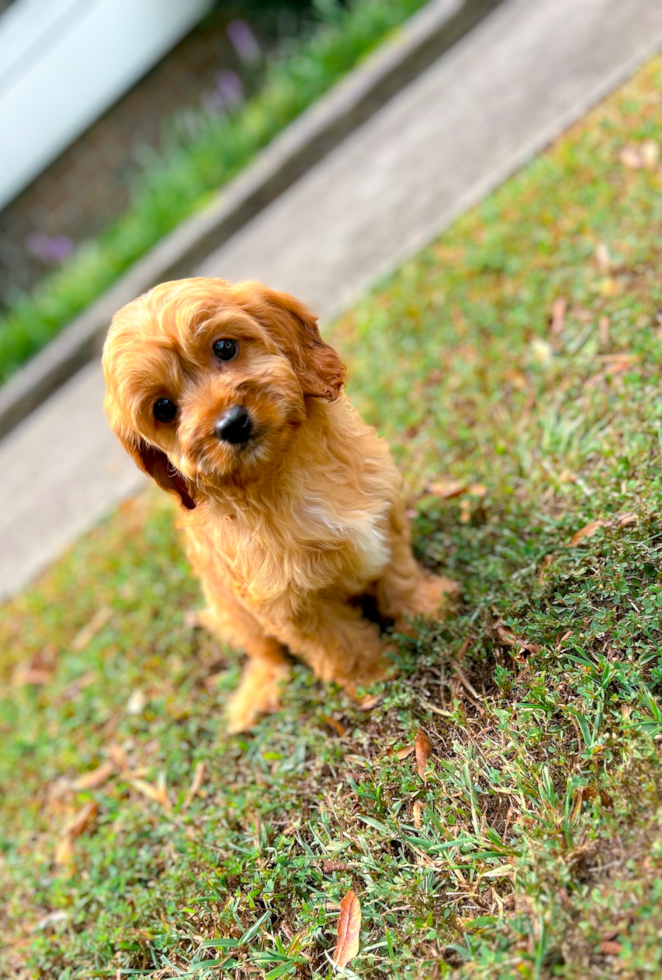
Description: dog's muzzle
xmin=214 ymin=405 xmax=253 ymax=445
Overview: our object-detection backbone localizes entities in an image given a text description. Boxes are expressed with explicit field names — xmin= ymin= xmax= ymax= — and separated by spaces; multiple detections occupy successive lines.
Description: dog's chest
xmin=205 ymin=499 xmax=391 ymax=602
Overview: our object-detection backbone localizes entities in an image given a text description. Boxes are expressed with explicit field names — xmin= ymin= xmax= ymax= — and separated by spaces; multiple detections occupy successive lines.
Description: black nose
xmin=214 ymin=405 xmax=253 ymax=444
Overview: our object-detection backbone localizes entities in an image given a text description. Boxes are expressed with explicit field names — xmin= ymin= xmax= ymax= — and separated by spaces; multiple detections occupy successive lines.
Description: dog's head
xmin=102 ymin=278 xmax=345 ymax=508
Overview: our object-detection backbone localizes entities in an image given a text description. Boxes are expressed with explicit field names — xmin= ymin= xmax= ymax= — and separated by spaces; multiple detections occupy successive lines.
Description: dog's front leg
xmin=197 ymin=597 xmax=291 ymax=733
xmin=274 ymin=597 xmax=391 ymax=691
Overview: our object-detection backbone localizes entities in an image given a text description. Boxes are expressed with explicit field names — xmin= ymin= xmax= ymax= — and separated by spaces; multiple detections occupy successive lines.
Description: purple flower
xmin=227 ymin=19 xmax=260 ymax=64
xmin=200 ymin=90 xmax=226 ymax=115
xmin=26 ymin=233 xmax=73 ymax=264
xmin=215 ymin=69 xmax=244 ymax=109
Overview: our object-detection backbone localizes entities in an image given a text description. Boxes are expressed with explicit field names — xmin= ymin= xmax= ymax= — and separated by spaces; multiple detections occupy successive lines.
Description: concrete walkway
xmin=2 ymin=0 xmax=662 ymax=601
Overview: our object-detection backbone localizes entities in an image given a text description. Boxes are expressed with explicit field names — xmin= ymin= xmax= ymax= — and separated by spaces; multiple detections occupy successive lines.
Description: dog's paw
xmin=226 ymin=659 xmax=290 ymax=734
xmin=394 ymin=574 xmax=460 ymax=634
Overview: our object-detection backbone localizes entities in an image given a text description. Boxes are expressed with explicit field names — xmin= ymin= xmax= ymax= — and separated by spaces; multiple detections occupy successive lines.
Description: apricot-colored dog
xmin=103 ymin=278 xmax=457 ymax=731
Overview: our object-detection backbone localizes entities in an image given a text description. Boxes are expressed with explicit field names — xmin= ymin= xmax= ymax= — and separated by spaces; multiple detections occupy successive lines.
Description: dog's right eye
xmin=153 ymin=398 xmax=178 ymax=423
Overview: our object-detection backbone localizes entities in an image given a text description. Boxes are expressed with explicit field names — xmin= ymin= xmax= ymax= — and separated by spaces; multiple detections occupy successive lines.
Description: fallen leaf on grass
xmin=14 ymin=644 xmax=58 ymax=686
xmin=126 ymin=688 xmax=146 ymax=715
xmin=595 ymin=244 xmax=611 ymax=273
xmin=333 ymin=889 xmax=361 ymax=968
xmin=599 ymin=940 xmax=623 ymax=956
xmin=567 ymin=512 xmax=637 ymax=547
xmin=620 ymin=140 xmax=659 ymax=170
xmin=62 ymin=800 xmax=99 ymax=838
xmin=427 ymin=478 xmax=467 ymax=500
xmin=415 ymin=730 xmax=432 ymax=783
xmin=550 ymin=297 xmax=567 ymax=335
xmin=354 ymin=693 xmax=381 ymax=710
xmin=320 ymin=715 xmax=347 ymax=737
xmin=616 ymin=512 xmax=637 ymax=527
xmin=598 ymin=315 xmax=610 ymax=347
xmin=55 ymin=801 xmax=99 ymax=866
xmin=54 ymin=836 xmax=75 ymax=867
xmin=107 ymin=741 xmax=130 ymax=771
xmin=395 ymin=745 xmax=415 ymax=761
xmin=413 ymin=799 xmax=424 ymax=830
xmin=568 ymin=519 xmax=609 ymax=547
xmin=71 ymin=761 xmax=114 ymax=791
xmin=33 ymin=910 xmax=68 ymax=931
xmin=131 ymin=774 xmax=172 ymax=812
xmin=321 ymin=860 xmax=354 ymax=873
xmin=181 ymin=762 xmax=206 ymax=812
xmin=71 ymin=606 xmax=111 ymax=652
xmin=495 ymin=626 xmax=541 ymax=655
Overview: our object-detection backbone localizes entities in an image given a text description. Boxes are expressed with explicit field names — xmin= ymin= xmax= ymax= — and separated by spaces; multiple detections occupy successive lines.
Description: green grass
xmin=0 ymin=0 xmax=430 ymax=385
xmin=3 ymin=52 xmax=662 ymax=980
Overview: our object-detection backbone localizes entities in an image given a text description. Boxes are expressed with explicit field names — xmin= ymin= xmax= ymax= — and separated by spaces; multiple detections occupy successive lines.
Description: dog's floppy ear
xmin=108 ymin=410 xmax=196 ymax=510
xmin=130 ymin=438 xmax=196 ymax=510
xmin=232 ymin=283 xmax=346 ymax=401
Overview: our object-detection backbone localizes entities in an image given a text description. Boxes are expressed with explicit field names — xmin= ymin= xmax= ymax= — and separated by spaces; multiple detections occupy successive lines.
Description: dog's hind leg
xmin=373 ymin=502 xmax=459 ymax=630
xmin=198 ymin=597 xmax=290 ymax=733
xmin=276 ymin=597 xmax=391 ymax=692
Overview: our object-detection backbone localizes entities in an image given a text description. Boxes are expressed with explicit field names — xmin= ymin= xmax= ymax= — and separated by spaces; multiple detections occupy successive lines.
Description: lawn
xmin=3 ymin=53 xmax=662 ymax=980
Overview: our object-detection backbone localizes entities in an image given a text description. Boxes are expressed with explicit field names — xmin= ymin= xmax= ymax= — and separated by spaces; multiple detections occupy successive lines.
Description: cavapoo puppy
xmin=103 ymin=278 xmax=457 ymax=731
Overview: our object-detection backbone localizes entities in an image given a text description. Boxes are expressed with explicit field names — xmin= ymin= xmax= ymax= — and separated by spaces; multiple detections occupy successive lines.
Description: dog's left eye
xmin=213 ymin=338 xmax=238 ymax=362
xmin=153 ymin=398 xmax=178 ymax=422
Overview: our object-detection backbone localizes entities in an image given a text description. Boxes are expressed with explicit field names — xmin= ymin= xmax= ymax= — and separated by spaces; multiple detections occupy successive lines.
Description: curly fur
xmin=103 ymin=277 xmax=458 ymax=731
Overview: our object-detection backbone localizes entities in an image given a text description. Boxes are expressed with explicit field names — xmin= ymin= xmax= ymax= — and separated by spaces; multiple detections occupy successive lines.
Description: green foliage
xmin=0 ymin=0 xmax=429 ymax=384
xmin=3 ymin=49 xmax=662 ymax=980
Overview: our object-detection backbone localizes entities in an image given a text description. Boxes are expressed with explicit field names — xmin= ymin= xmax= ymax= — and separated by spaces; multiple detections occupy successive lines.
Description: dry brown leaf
xmin=568 ymin=519 xmax=608 ymax=547
xmin=14 ymin=644 xmax=58 ymax=686
xmin=599 ymin=940 xmax=623 ymax=956
xmin=413 ymin=799 xmax=424 ymax=830
xmin=595 ymin=244 xmax=611 ymax=273
xmin=468 ymin=483 xmax=487 ymax=497
xmin=395 ymin=745 xmax=415 ymax=761
xmin=598 ymin=315 xmax=610 ymax=347
xmin=71 ymin=606 xmax=111 ymax=652
xmin=71 ymin=761 xmax=114 ymax=791
xmin=459 ymin=498 xmax=472 ymax=524
xmin=427 ymin=478 xmax=467 ymax=500
xmin=107 ymin=741 xmax=130 ymax=771
xmin=597 ymin=353 xmax=640 ymax=364
xmin=333 ymin=889 xmax=361 ymax=968
xmin=59 ymin=671 xmax=95 ymax=702
xmin=617 ymin=512 xmax=637 ymax=527
xmin=63 ymin=800 xmax=99 ymax=839
xmin=126 ymin=688 xmax=146 ymax=715
xmin=320 ymin=715 xmax=347 ymax=737
xmin=321 ymin=859 xmax=354 ymax=873
xmin=641 ymin=139 xmax=660 ymax=170
xmin=54 ymin=836 xmax=75 ymax=867
xmin=203 ymin=671 xmax=224 ymax=692
xmin=181 ymin=762 xmax=206 ymax=812
xmin=415 ymin=730 xmax=432 ymax=783
xmin=550 ymin=297 xmax=567 ymax=335
xmin=620 ymin=145 xmax=643 ymax=169
xmin=495 ymin=626 xmax=541 ymax=655
xmin=131 ymin=774 xmax=172 ymax=812
xmin=354 ymin=693 xmax=381 ymax=710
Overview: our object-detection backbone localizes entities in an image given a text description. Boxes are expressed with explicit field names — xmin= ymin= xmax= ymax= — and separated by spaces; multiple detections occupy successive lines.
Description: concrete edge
xmin=0 ymin=0 xmax=504 ymax=440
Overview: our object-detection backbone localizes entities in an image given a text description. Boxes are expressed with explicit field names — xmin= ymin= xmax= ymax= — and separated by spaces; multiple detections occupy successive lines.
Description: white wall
xmin=0 ymin=0 xmax=214 ymax=209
